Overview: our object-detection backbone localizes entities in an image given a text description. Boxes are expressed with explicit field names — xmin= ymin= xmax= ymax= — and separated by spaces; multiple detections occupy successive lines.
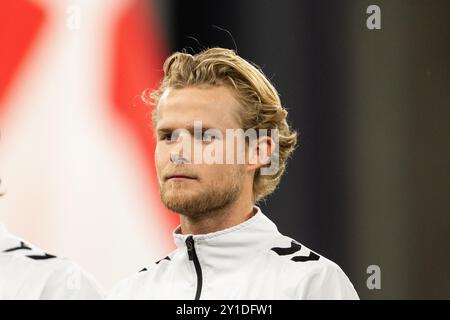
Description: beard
xmin=159 ymin=167 xmax=244 ymax=219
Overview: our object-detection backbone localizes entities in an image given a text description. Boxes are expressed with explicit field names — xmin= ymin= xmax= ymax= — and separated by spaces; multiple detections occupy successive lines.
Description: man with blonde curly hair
xmin=110 ymin=48 xmax=358 ymax=300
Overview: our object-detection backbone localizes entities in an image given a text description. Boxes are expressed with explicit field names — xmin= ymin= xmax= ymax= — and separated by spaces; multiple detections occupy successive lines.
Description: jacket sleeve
xmin=39 ymin=261 xmax=105 ymax=300
xmin=296 ymin=262 xmax=359 ymax=300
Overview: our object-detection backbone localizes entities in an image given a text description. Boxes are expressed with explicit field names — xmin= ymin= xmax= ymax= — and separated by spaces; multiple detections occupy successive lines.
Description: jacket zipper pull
xmin=186 ymin=236 xmax=194 ymax=260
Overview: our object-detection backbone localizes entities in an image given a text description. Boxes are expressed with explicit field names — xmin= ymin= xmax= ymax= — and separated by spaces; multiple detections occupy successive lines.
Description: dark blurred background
xmin=152 ymin=0 xmax=449 ymax=299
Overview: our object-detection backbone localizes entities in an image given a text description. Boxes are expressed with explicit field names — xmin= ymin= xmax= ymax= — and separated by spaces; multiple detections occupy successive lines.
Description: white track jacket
xmin=0 ymin=224 xmax=103 ymax=299
xmin=110 ymin=206 xmax=359 ymax=300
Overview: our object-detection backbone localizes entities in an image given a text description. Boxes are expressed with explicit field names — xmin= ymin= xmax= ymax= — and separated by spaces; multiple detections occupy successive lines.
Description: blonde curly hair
xmin=144 ymin=47 xmax=297 ymax=202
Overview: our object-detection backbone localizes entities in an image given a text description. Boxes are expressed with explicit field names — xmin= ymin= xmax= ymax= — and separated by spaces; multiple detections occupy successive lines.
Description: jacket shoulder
xmin=108 ymin=249 xmax=177 ymax=299
xmin=0 ymin=232 xmax=104 ymax=299
xmin=1 ymin=231 xmax=58 ymax=261
xmin=267 ymin=235 xmax=359 ymax=299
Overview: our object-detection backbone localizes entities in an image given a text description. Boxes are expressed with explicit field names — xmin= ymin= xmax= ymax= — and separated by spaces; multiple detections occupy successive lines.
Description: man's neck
xmin=179 ymin=201 xmax=255 ymax=235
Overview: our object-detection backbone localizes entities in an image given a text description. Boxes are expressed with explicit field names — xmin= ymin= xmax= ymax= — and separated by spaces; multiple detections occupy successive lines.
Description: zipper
xmin=185 ymin=235 xmax=203 ymax=300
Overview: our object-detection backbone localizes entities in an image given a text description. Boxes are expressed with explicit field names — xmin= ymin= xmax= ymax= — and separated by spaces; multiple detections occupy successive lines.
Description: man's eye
xmin=160 ymin=133 xmax=174 ymax=141
xmin=202 ymin=132 xmax=217 ymax=141
xmin=161 ymin=131 xmax=182 ymax=142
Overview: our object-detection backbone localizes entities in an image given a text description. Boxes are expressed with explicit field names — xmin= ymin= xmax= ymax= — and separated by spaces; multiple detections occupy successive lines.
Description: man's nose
xmin=170 ymin=132 xmax=192 ymax=164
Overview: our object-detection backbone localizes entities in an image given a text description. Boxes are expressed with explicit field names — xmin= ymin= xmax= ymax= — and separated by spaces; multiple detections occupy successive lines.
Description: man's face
xmin=155 ymin=86 xmax=246 ymax=217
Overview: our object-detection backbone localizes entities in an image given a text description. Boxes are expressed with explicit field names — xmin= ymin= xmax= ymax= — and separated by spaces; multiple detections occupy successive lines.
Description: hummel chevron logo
xmin=291 ymin=252 xmax=320 ymax=262
xmin=271 ymin=241 xmax=302 ymax=255
xmin=271 ymin=241 xmax=320 ymax=262
xmin=25 ymin=253 xmax=56 ymax=260
xmin=139 ymin=256 xmax=171 ymax=272
xmin=156 ymin=256 xmax=171 ymax=264
xmin=3 ymin=241 xmax=32 ymax=252
xmin=3 ymin=242 xmax=56 ymax=260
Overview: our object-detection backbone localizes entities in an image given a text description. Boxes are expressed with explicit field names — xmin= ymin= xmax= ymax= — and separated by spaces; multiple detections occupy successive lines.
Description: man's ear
xmin=247 ymin=135 xmax=273 ymax=172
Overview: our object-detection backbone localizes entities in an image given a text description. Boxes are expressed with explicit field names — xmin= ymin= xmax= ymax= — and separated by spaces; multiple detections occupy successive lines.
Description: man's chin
xmin=159 ymin=180 xmax=242 ymax=217
xmin=162 ymin=202 xmax=198 ymax=217
xmin=161 ymin=192 xmax=198 ymax=212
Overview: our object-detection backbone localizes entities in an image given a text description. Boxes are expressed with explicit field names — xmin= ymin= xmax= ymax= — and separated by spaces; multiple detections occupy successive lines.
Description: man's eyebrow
xmin=156 ymin=124 xmax=221 ymax=134
xmin=156 ymin=127 xmax=173 ymax=133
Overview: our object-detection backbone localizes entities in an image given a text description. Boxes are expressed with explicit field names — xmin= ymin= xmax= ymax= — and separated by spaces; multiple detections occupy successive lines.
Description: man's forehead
xmin=156 ymin=86 xmax=242 ymax=129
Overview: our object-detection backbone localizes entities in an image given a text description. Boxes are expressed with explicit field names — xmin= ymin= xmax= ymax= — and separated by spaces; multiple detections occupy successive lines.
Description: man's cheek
xmin=154 ymin=153 xmax=167 ymax=181
xmin=155 ymin=145 xmax=166 ymax=165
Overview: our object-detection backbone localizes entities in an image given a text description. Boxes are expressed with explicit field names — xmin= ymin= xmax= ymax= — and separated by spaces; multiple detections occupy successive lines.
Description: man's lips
xmin=165 ymin=174 xmax=197 ymax=181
